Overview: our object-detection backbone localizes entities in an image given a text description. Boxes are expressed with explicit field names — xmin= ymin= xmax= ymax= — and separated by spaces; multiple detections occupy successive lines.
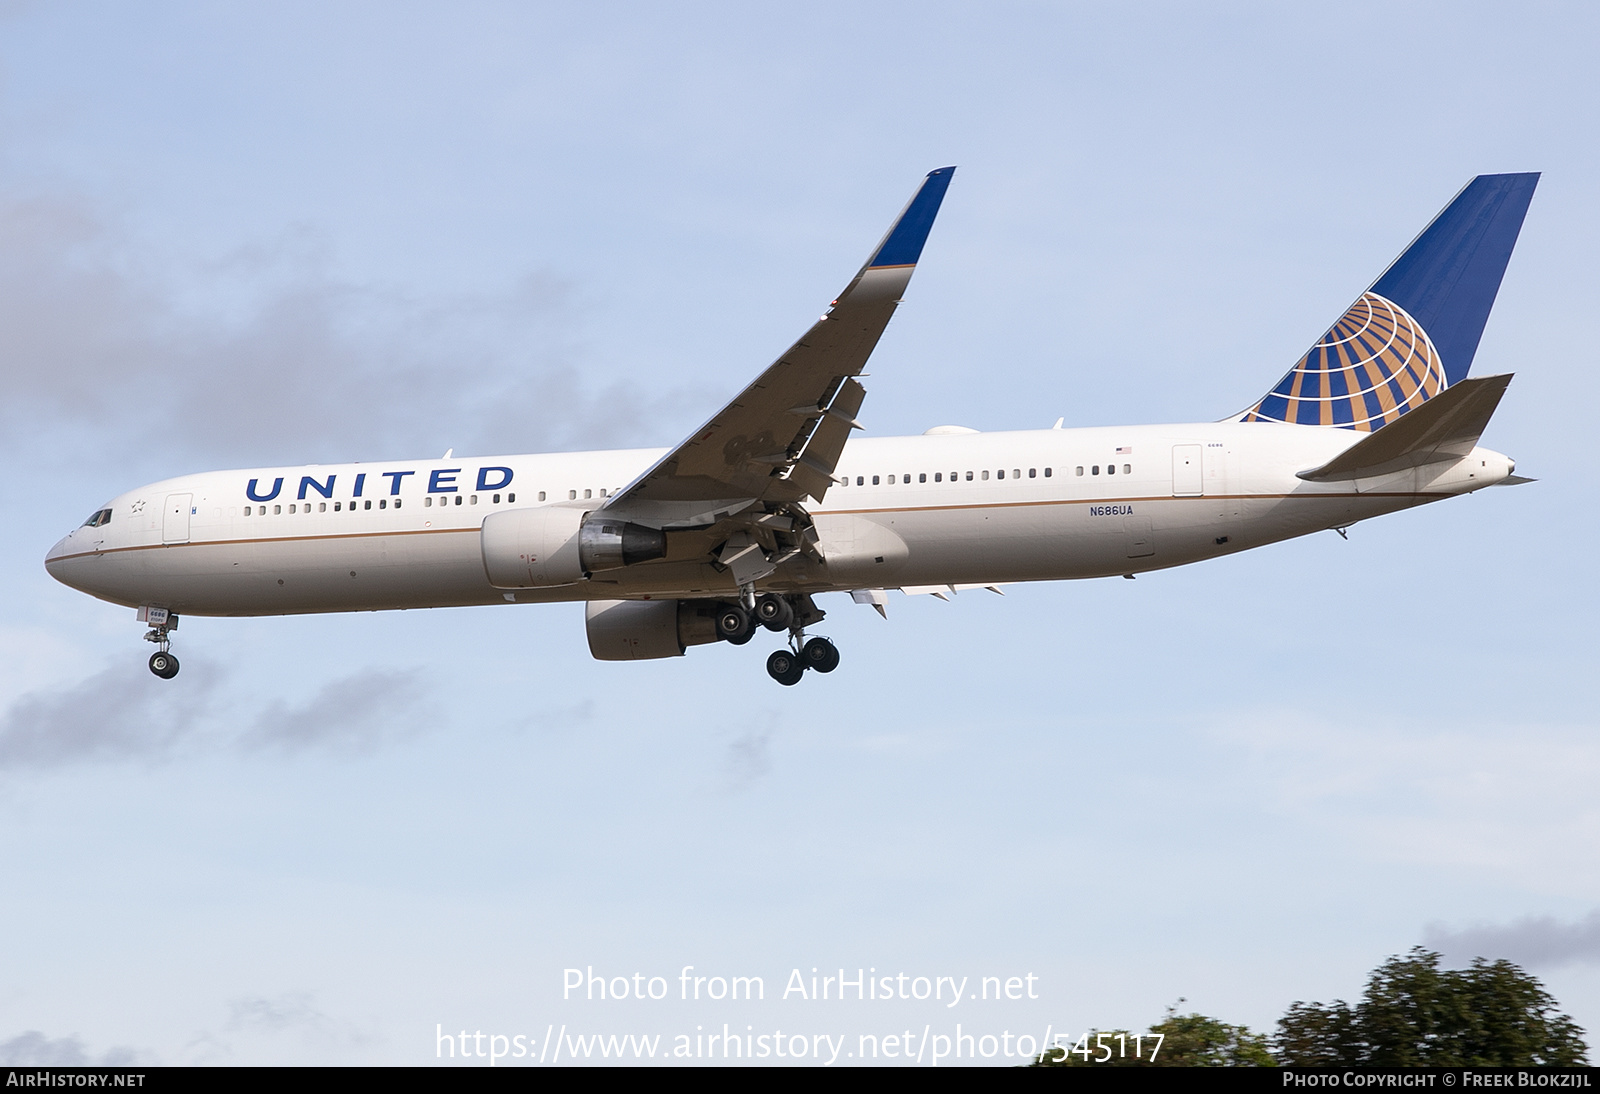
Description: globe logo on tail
xmin=1241 ymin=292 xmax=1446 ymax=431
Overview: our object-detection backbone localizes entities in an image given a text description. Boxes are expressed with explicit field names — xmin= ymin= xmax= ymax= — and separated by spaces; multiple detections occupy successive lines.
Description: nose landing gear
xmin=142 ymin=612 xmax=180 ymax=679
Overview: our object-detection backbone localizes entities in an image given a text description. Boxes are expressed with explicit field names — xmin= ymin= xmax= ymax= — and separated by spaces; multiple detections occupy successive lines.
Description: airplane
xmin=45 ymin=167 xmax=1539 ymax=686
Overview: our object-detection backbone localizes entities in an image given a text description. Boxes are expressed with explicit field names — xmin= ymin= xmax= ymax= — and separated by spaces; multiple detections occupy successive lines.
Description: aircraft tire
xmin=149 ymin=652 xmax=180 ymax=679
xmin=715 ymin=604 xmax=752 ymax=643
xmin=754 ymin=594 xmax=793 ymax=632
xmin=801 ymin=637 xmax=839 ymax=674
xmin=766 ymin=650 xmax=804 ymax=686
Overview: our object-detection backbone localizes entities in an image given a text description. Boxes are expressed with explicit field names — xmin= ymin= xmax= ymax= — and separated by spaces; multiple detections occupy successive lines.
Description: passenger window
xmin=934 ymin=473 xmax=942 ymax=482
xmin=888 ymin=474 xmax=895 ymax=484
xmin=364 ymin=500 xmax=373 ymax=510
xmin=1107 ymin=464 xmax=1115 ymax=475
xmin=424 ymin=497 xmax=432 ymax=507
xmin=568 ymin=490 xmax=577 ymax=500
xmin=996 ymin=469 xmax=1004 ymax=480
xmin=981 ymin=470 xmax=989 ymax=480
xmin=493 ymin=493 xmax=501 ymax=503
xmin=903 ymin=473 xmax=910 ymax=482
xmin=242 ymin=507 xmax=250 ymax=517
xmin=856 ymin=476 xmax=864 ymax=486
xmin=454 ymin=496 xmax=463 ymax=506
xmin=1013 ymin=469 xmax=1021 ymax=478
xmin=1092 ymin=465 xmax=1100 ymax=475
xmin=919 ymin=473 xmax=926 ymax=483
xmin=1044 ymin=467 xmax=1052 ymax=477
xmin=333 ymin=502 xmax=341 ymax=512
xmin=394 ymin=499 xmax=402 ymax=509
xmin=1123 ymin=464 xmax=1131 ymax=474
xmin=1028 ymin=468 xmax=1037 ymax=478
xmin=289 ymin=504 xmax=296 ymax=514
xmin=471 ymin=495 xmax=479 ymax=504
xmin=1076 ymin=466 xmax=1084 ymax=476
xmin=274 ymin=504 xmax=282 ymax=514
xmin=319 ymin=503 xmax=327 ymax=512
xmin=583 ymin=489 xmax=592 ymax=499
xmin=509 ymin=493 xmax=517 ymax=503
xmin=872 ymin=475 xmax=879 ymax=485
xmin=965 ymin=471 xmax=973 ymax=481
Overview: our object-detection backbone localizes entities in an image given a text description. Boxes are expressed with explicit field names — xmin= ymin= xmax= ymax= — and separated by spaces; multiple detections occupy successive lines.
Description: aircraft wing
xmin=1296 ymin=374 xmax=1513 ymax=482
xmin=603 ymin=168 xmax=955 ymax=527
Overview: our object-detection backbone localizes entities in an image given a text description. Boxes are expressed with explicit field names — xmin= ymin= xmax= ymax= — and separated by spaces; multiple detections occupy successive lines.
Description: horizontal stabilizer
xmin=1296 ymin=374 xmax=1512 ymax=482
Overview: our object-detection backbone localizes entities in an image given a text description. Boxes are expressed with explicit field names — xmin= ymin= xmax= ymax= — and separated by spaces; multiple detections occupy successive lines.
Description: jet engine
xmin=480 ymin=508 xmax=667 ymax=588
xmin=584 ymin=599 xmax=721 ymax=661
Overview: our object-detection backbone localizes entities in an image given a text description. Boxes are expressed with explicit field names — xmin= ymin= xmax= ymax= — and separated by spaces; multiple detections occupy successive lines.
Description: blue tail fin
xmin=1241 ymin=173 xmax=1538 ymax=431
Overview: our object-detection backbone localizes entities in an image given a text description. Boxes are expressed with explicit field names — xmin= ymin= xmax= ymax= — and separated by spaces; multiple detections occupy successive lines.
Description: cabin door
xmin=1171 ymin=445 xmax=1203 ymax=496
xmin=163 ymin=493 xmax=192 ymax=543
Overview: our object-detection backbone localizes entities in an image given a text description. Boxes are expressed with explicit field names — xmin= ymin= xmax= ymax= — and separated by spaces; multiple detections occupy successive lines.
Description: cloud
xmin=241 ymin=668 xmax=432 ymax=754
xmin=0 ymin=661 xmax=217 ymax=769
xmin=0 ymin=1031 xmax=140 ymax=1066
xmin=1425 ymin=910 xmax=1600 ymax=970
xmin=184 ymin=993 xmax=371 ymax=1063
xmin=0 ymin=191 xmax=706 ymax=470
xmin=0 ymin=663 xmax=433 ymax=769
xmin=722 ymin=729 xmax=771 ymax=790
xmin=226 ymin=992 xmax=364 ymax=1043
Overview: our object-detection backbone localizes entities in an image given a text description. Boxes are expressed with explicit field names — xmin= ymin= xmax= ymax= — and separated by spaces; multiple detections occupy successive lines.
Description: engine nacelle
xmin=480 ymin=508 xmax=668 ymax=589
xmin=585 ymin=599 xmax=721 ymax=661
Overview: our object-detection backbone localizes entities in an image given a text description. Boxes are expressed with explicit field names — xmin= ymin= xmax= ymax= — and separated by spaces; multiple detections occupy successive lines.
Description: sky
xmin=1 ymin=0 xmax=1598 ymax=1067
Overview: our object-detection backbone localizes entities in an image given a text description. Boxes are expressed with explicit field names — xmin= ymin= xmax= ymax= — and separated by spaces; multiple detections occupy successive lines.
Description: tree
xmin=1275 ymin=948 xmax=1588 ymax=1067
xmin=1033 ymin=1001 xmax=1275 ymax=1067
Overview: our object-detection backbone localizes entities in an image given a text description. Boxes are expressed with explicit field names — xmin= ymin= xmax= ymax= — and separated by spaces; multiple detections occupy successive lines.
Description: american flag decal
xmin=1115 ymin=446 xmax=1132 ymax=455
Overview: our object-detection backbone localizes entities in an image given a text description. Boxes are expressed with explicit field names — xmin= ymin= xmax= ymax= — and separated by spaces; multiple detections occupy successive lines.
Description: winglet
xmin=864 ymin=167 xmax=956 ymax=269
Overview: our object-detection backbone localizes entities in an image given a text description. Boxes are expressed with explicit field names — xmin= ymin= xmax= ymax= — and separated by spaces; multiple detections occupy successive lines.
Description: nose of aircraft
xmin=45 ymin=531 xmax=72 ymax=566
xmin=44 ymin=530 xmax=86 ymax=588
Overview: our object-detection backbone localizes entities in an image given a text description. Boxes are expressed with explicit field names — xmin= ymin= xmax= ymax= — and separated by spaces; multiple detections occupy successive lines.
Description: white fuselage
xmin=44 ymin=421 xmax=1514 ymax=617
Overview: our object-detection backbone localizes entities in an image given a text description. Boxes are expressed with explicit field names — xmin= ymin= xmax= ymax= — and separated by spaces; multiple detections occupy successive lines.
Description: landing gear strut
xmin=143 ymin=614 xmax=180 ymax=679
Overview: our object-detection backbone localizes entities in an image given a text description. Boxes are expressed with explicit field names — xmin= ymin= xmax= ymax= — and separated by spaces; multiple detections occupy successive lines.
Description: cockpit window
xmin=81 ymin=508 xmax=112 ymax=528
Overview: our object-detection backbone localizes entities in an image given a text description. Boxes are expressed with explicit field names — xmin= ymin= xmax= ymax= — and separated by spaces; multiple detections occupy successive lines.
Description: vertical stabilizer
xmin=1241 ymin=173 xmax=1538 ymax=431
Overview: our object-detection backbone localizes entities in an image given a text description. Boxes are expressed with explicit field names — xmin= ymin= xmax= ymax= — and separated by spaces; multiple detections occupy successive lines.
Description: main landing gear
xmin=765 ymin=636 xmax=840 ymax=686
xmin=720 ymin=588 xmax=838 ymax=684
xmin=708 ymin=591 xmax=841 ymax=685
xmin=143 ymin=614 xmax=180 ymax=679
